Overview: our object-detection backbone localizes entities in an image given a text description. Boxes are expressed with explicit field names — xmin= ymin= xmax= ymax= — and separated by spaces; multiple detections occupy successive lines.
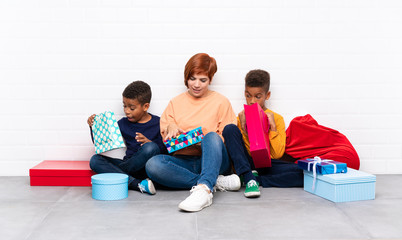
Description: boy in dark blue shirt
xmin=87 ymin=81 xmax=166 ymax=194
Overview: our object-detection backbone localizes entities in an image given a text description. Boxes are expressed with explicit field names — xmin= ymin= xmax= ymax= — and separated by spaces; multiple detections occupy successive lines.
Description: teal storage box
xmin=91 ymin=173 xmax=128 ymax=201
xmin=303 ymin=168 xmax=376 ymax=202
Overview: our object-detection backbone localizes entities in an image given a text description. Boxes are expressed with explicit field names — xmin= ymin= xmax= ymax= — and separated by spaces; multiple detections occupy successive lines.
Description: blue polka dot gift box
xmin=91 ymin=173 xmax=128 ymax=201
xmin=164 ymin=127 xmax=204 ymax=153
xmin=92 ymin=111 xmax=126 ymax=154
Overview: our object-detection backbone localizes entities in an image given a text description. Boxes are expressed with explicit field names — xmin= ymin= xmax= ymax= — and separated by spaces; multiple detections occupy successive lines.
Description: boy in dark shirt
xmin=87 ymin=81 xmax=166 ymax=194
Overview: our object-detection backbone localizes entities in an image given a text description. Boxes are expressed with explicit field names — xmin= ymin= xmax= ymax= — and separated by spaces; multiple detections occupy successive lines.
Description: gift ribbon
xmin=307 ymin=156 xmax=337 ymax=191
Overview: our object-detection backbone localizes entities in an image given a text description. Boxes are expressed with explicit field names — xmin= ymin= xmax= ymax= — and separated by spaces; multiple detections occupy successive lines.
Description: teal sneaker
xmin=244 ymin=180 xmax=260 ymax=198
xmin=138 ymin=179 xmax=156 ymax=195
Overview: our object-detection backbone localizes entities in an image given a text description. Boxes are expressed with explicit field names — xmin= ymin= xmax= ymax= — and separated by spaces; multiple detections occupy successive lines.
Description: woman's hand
xmin=164 ymin=124 xmax=185 ymax=141
xmin=136 ymin=132 xmax=151 ymax=146
xmin=87 ymin=114 xmax=96 ymax=127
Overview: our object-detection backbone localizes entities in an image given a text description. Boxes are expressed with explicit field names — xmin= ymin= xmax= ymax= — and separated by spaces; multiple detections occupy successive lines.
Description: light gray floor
xmin=1 ymin=175 xmax=401 ymax=240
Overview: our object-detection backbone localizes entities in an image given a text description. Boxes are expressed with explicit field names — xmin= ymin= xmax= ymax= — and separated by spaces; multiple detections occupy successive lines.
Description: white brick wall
xmin=0 ymin=0 xmax=401 ymax=175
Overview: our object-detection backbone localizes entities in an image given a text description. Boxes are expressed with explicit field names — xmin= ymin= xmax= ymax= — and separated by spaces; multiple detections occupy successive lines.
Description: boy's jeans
xmin=89 ymin=142 xmax=160 ymax=185
xmin=222 ymin=124 xmax=303 ymax=188
xmin=145 ymin=132 xmax=231 ymax=191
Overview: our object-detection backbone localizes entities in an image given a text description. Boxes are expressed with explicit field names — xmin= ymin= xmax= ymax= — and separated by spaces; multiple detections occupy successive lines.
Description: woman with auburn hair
xmin=146 ymin=53 xmax=240 ymax=212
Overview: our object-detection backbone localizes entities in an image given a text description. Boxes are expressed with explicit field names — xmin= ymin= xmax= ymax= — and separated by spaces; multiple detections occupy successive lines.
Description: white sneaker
xmin=178 ymin=185 xmax=213 ymax=212
xmin=215 ymin=174 xmax=241 ymax=192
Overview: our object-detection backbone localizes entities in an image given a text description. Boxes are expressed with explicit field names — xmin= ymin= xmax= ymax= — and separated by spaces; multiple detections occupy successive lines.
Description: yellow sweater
xmin=237 ymin=108 xmax=286 ymax=159
xmin=161 ymin=90 xmax=237 ymax=155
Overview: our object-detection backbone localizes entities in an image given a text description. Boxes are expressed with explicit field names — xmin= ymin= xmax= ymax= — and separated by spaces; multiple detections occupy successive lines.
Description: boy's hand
xmin=87 ymin=114 xmax=96 ymax=127
xmin=266 ymin=112 xmax=277 ymax=132
xmin=164 ymin=124 xmax=185 ymax=141
xmin=238 ymin=110 xmax=247 ymax=133
xmin=135 ymin=132 xmax=151 ymax=146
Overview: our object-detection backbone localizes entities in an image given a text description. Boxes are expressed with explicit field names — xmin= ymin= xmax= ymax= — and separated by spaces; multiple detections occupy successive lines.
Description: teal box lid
xmin=91 ymin=173 xmax=128 ymax=185
xmin=304 ymin=168 xmax=376 ymax=185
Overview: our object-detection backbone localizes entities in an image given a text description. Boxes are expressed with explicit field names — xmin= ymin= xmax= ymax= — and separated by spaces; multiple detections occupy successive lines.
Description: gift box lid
xmin=91 ymin=173 xmax=128 ymax=185
xmin=304 ymin=168 xmax=376 ymax=184
xmin=29 ymin=160 xmax=95 ymax=177
xmin=298 ymin=158 xmax=347 ymax=174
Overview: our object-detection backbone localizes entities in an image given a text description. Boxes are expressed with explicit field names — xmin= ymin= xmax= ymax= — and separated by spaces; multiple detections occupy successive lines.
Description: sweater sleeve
xmin=269 ymin=113 xmax=286 ymax=159
xmin=216 ymin=98 xmax=237 ymax=137
xmin=159 ymin=100 xmax=176 ymax=139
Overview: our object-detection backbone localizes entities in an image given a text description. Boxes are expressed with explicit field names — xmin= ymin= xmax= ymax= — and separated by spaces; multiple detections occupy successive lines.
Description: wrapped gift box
xmin=303 ymin=168 xmax=376 ymax=202
xmin=164 ymin=127 xmax=204 ymax=153
xmin=30 ymin=160 xmax=95 ymax=186
xmin=298 ymin=157 xmax=347 ymax=175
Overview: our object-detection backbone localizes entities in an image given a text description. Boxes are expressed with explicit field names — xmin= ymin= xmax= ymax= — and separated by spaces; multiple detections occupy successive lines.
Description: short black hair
xmin=245 ymin=69 xmax=270 ymax=93
xmin=122 ymin=81 xmax=152 ymax=105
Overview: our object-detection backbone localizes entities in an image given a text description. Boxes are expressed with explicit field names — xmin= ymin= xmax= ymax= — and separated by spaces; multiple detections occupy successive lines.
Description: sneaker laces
xmin=190 ymin=185 xmax=210 ymax=194
xmin=247 ymin=180 xmax=258 ymax=188
xmin=189 ymin=185 xmax=198 ymax=193
xmin=215 ymin=185 xmax=226 ymax=192
xmin=215 ymin=177 xmax=231 ymax=192
xmin=138 ymin=182 xmax=146 ymax=193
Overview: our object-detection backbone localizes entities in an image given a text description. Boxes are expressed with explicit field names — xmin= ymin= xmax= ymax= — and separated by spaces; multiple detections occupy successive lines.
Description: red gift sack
xmin=244 ymin=103 xmax=271 ymax=168
xmin=285 ymin=114 xmax=360 ymax=170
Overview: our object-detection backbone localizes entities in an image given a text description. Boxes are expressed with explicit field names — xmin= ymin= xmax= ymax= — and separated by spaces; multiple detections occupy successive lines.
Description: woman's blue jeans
xmin=89 ymin=142 xmax=160 ymax=185
xmin=145 ymin=132 xmax=231 ymax=191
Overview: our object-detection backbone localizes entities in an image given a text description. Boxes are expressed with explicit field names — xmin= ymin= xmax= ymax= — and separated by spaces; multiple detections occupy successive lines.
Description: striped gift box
xmin=303 ymin=168 xmax=376 ymax=202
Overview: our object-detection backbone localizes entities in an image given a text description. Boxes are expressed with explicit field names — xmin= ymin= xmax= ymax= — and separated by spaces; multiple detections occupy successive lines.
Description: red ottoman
xmin=30 ymin=160 xmax=95 ymax=186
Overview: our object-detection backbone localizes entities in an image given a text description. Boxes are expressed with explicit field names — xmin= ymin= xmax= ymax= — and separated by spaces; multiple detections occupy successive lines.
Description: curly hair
xmin=245 ymin=69 xmax=270 ymax=93
xmin=122 ymin=80 xmax=152 ymax=105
